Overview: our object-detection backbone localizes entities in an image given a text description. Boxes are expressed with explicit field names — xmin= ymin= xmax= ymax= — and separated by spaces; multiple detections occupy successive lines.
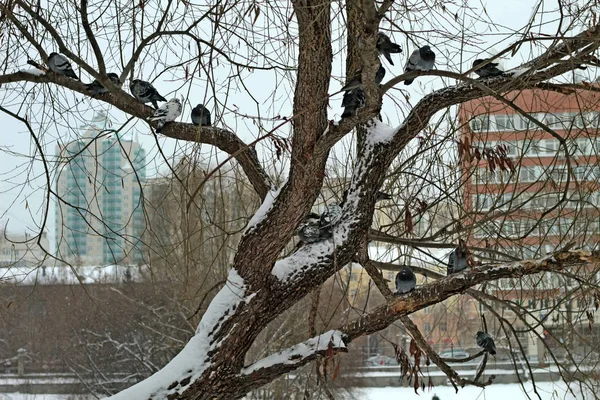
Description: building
xmin=458 ymin=88 xmax=600 ymax=357
xmin=55 ymin=112 xmax=146 ymax=265
xmin=0 ymin=230 xmax=50 ymax=267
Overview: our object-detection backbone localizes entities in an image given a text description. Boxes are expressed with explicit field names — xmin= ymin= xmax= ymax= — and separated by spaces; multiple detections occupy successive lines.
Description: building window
xmin=424 ymin=323 xmax=431 ymax=333
xmin=494 ymin=115 xmax=515 ymax=131
xmin=470 ymin=115 xmax=490 ymax=132
xmin=440 ymin=322 xmax=447 ymax=332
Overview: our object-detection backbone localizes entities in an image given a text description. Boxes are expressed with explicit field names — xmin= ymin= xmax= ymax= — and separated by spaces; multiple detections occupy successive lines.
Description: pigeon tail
xmin=404 ymin=78 xmax=414 ymax=85
xmin=341 ymin=107 xmax=356 ymax=118
xmin=156 ymin=120 xmax=165 ymax=133
xmin=151 ymin=100 xmax=159 ymax=109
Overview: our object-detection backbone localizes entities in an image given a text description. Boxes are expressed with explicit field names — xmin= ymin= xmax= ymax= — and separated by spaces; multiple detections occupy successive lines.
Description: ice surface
xmin=342 ymin=381 xmax=586 ymax=400
xmin=106 ymin=268 xmax=253 ymax=399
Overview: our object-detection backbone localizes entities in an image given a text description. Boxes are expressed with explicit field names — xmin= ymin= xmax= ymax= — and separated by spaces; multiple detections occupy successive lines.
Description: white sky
xmin=0 ymin=0 xmax=597 ymax=251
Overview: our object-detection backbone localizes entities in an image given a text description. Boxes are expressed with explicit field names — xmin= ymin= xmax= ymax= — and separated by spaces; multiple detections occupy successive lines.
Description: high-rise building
xmin=55 ymin=111 xmax=146 ymax=265
xmin=457 ymin=88 xmax=600 ymax=357
xmin=0 ymin=230 xmax=50 ymax=267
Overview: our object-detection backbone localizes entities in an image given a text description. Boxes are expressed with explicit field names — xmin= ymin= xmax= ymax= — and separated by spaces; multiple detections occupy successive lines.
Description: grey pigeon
xmin=191 ymin=104 xmax=212 ymax=127
xmin=404 ymin=45 xmax=436 ymax=85
xmin=447 ymin=241 xmax=468 ymax=275
xmin=476 ymin=331 xmax=497 ymax=355
xmin=341 ymin=65 xmax=386 ymax=92
xmin=320 ymin=204 xmax=343 ymax=229
xmin=149 ymin=98 xmax=182 ymax=133
xmin=130 ymin=79 xmax=167 ymax=109
xmin=341 ymin=88 xmax=365 ymax=118
xmin=298 ymin=213 xmax=323 ymax=244
xmin=377 ymin=32 xmax=402 ymax=65
xmin=48 ymin=52 xmax=79 ymax=80
xmin=472 ymin=59 xmax=503 ymax=78
xmin=395 ymin=265 xmax=416 ymax=294
xmin=85 ymin=73 xmax=121 ymax=96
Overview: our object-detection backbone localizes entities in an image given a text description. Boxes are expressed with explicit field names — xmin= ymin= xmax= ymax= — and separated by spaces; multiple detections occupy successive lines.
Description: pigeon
xmin=476 ymin=331 xmax=497 ymax=355
xmin=47 ymin=52 xmax=79 ymax=80
xmin=298 ymin=213 xmax=323 ymax=244
xmin=432 ymin=395 xmax=440 ymax=400
xmin=320 ymin=204 xmax=343 ymax=229
xmin=191 ymin=104 xmax=212 ymax=127
xmin=341 ymin=88 xmax=365 ymax=118
xmin=130 ymin=79 xmax=167 ymax=109
xmin=377 ymin=32 xmax=403 ymax=65
xmin=447 ymin=241 xmax=468 ymax=275
xmin=149 ymin=98 xmax=182 ymax=133
xmin=375 ymin=64 xmax=386 ymax=85
xmin=472 ymin=59 xmax=504 ymax=78
xmin=404 ymin=45 xmax=436 ymax=85
xmin=395 ymin=265 xmax=416 ymax=294
xmin=85 ymin=73 xmax=122 ymax=96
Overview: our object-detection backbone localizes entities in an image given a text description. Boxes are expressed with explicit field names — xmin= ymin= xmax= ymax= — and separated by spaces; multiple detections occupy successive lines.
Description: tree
xmin=2 ymin=0 xmax=600 ymax=399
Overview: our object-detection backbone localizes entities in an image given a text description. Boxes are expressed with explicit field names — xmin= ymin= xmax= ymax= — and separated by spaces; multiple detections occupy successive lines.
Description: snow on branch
xmin=241 ymin=330 xmax=346 ymax=376
xmin=245 ymin=185 xmax=283 ymax=234
xmin=106 ymin=269 xmax=255 ymax=400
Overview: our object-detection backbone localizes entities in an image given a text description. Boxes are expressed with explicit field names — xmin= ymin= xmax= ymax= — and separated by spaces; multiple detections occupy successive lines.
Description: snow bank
xmin=0 ymin=264 xmax=147 ymax=285
xmin=242 ymin=330 xmax=346 ymax=375
xmin=106 ymin=268 xmax=254 ymax=400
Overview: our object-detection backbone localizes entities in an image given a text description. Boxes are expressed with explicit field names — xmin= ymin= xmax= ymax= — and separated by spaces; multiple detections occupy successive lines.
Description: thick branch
xmin=0 ymin=71 xmax=270 ymax=199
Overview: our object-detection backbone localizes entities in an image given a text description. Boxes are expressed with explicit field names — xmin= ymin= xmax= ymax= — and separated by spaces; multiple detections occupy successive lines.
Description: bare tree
xmin=2 ymin=0 xmax=600 ymax=399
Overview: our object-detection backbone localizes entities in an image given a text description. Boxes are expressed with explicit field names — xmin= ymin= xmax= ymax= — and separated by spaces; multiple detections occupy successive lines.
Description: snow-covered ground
xmin=0 ymin=381 xmax=595 ymax=400
xmin=344 ymin=381 xmax=593 ymax=400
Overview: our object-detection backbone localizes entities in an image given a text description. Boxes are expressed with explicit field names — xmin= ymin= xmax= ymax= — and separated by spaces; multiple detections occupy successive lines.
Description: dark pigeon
xmin=447 ymin=241 xmax=468 ymax=275
xmin=376 ymin=191 xmax=392 ymax=202
xmin=341 ymin=88 xmax=365 ymax=118
xmin=377 ymin=32 xmax=402 ymax=66
xmin=472 ymin=59 xmax=504 ymax=78
xmin=395 ymin=265 xmax=416 ymax=294
xmin=298 ymin=213 xmax=323 ymax=244
xmin=375 ymin=64 xmax=386 ymax=85
xmin=404 ymin=45 xmax=436 ymax=85
xmin=48 ymin=52 xmax=79 ymax=80
xmin=85 ymin=73 xmax=121 ymax=96
xmin=476 ymin=331 xmax=497 ymax=355
xmin=432 ymin=396 xmax=440 ymax=400
xmin=149 ymin=98 xmax=182 ymax=133
xmin=191 ymin=104 xmax=212 ymax=127
xmin=130 ymin=79 xmax=167 ymax=109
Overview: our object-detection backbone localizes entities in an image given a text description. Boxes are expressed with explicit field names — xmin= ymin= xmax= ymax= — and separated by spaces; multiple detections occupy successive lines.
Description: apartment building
xmin=55 ymin=111 xmax=146 ymax=265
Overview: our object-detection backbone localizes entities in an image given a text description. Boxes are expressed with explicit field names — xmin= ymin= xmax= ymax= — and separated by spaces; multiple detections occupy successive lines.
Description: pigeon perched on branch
xmin=395 ymin=266 xmax=416 ymax=294
xmin=149 ymin=98 xmax=182 ymax=133
xmin=191 ymin=104 xmax=212 ymax=127
xmin=85 ymin=73 xmax=121 ymax=96
xmin=130 ymin=79 xmax=167 ymax=109
xmin=377 ymin=32 xmax=402 ymax=65
xmin=476 ymin=331 xmax=497 ymax=355
xmin=472 ymin=59 xmax=504 ymax=78
xmin=298 ymin=213 xmax=324 ymax=244
xmin=447 ymin=240 xmax=468 ymax=275
xmin=404 ymin=46 xmax=435 ymax=85
xmin=48 ymin=52 xmax=79 ymax=80
xmin=341 ymin=88 xmax=365 ymax=118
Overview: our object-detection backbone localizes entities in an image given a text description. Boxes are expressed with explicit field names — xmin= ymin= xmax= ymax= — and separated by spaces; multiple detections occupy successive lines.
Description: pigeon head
xmin=107 ymin=73 xmax=122 ymax=86
xmin=473 ymin=59 xmax=485 ymax=68
xmin=476 ymin=331 xmax=485 ymax=337
xmin=398 ymin=265 xmax=413 ymax=278
xmin=420 ymin=46 xmax=435 ymax=61
xmin=171 ymin=98 xmax=182 ymax=105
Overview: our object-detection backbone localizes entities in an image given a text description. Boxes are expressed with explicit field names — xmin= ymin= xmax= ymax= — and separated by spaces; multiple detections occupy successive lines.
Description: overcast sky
xmin=0 ymin=0 xmax=596 ymax=251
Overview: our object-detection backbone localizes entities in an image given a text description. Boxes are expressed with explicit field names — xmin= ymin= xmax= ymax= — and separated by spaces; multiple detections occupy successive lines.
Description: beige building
xmin=54 ymin=112 xmax=146 ymax=266
xmin=0 ymin=230 xmax=50 ymax=267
